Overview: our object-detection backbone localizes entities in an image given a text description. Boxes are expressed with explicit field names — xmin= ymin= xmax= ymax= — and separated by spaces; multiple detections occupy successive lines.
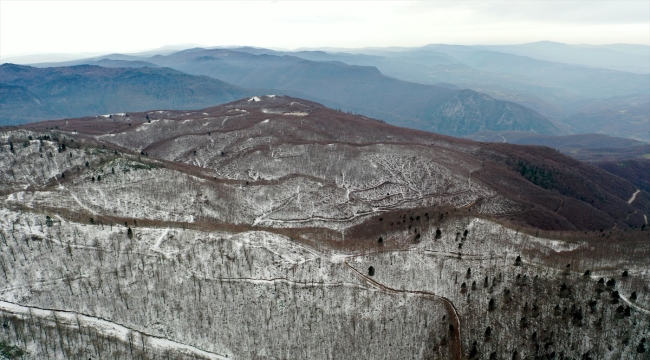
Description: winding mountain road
xmin=628 ymin=189 xmax=640 ymax=204
xmin=344 ymin=262 xmax=463 ymax=360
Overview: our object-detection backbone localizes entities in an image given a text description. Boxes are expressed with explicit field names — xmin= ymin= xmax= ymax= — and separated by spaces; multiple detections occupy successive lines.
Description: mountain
xmin=596 ymin=159 xmax=650 ymax=194
xmin=424 ymin=47 xmax=649 ymax=99
xmin=466 ymin=131 xmax=650 ymax=192
xmin=467 ymin=131 xmax=646 ymax=151
xmin=0 ymin=44 xmax=203 ymax=65
xmin=18 ymin=95 xmax=648 ymax=231
xmin=247 ymin=45 xmax=648 ymax=140
xmin=1 ymin=52 xmax=563 ymax=137
xmin=478 ymin=41 xmax=650 ymax=74
xmin=561 ymin=94 xmax=650 ymax=142
xmin=144 ymin=48 xmax=561 ymax=136
xmin=242 ymin=44 xmax=649 ymax=100
xmin=2 ymin=96 xmax=648 ymax=359
xmin=0 ymin=64 xmax=249 ymax=124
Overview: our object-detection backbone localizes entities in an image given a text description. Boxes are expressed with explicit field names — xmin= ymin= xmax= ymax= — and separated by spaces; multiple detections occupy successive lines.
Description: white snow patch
xmin=248 ymin=96 xmax=261 ymax=102
xmin=330 ymin=254 xmax=349 ymax=264
xmin=284 ymin=112 xmax=308 ymax=116
xmin=261 ymin=119 xmax=269 ymax=123
xmin=97 ymin=113 xmax=124 ymax=118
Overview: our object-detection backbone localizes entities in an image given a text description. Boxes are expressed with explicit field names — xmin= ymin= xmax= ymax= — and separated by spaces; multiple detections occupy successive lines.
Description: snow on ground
xmin=0 ymin=300 xmax=230 ymax=360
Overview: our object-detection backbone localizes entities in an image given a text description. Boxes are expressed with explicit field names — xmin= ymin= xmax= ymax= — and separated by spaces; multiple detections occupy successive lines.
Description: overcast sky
xmin=1 ymin=0 xmax=648 ymax=58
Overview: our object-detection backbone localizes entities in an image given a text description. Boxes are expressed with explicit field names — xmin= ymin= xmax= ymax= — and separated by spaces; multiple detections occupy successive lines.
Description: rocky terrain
xmin=1 ymin=96 xmax=648 ymax=359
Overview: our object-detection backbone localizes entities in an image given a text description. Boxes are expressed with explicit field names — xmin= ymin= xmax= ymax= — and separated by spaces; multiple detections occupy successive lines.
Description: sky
xmin=1 ymin=0 xmax=649 ymax=59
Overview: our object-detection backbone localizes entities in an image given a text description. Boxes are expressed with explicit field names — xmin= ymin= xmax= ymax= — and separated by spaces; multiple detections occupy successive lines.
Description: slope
xmin=2 ymin=96 xmax=649 ymax=359
xmin=19 ymin=95 xmax=647 ymax=231
xmin=0 ymin=64 xmax=249 ymax=125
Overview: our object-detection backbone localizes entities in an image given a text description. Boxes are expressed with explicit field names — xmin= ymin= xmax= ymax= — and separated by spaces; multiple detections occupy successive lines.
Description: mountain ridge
xmin=17 ymin=95 xmax=647 ymax=231
xmin=0 ymin=63 xmax=249 ymax=124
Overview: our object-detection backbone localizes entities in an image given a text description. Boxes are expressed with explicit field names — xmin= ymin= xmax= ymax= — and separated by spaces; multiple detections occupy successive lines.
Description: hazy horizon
xmin=2 ymin=40 xmax=649 ymax=66
xmin=1 ymin=0 xmax=648 ymax=60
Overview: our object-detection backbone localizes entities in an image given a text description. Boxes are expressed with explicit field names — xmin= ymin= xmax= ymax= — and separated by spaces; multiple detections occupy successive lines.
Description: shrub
xmin=515 ymin=255 xmax=523 ymax=266
xmin=559 ymin=283 xmax=571 ymax=298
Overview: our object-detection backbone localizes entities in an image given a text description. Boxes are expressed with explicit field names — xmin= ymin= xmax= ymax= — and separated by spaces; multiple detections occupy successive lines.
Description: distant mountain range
xmin=1 ymin=42 xmax=648 ymax=140
xmin=0 ymin=58 xmax=560 ymax=137
xmin=233 ymin=43 xmax=649 ymax=141
xmin=145 ymin=48 xmax=561 ymax=136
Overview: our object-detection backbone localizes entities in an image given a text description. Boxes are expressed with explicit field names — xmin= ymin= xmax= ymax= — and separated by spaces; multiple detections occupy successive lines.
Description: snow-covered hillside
xmin=1 ymin=96 xmax=648 ymax=358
